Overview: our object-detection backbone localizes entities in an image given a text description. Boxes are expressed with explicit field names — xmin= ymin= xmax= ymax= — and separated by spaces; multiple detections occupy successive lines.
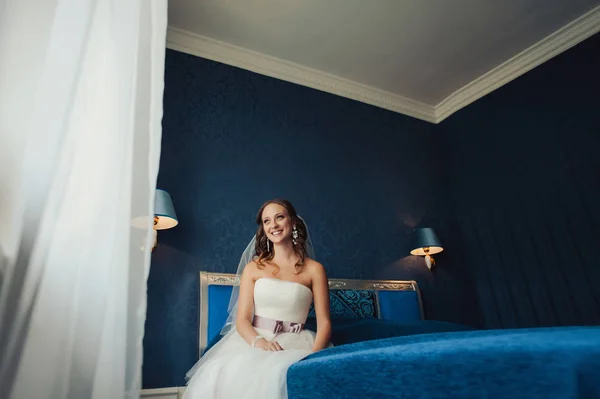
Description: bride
xmin=183 ymin=199 xmax=332 ymax=398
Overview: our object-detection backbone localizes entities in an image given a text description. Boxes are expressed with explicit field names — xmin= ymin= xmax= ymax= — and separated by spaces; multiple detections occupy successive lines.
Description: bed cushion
xmin=307 ymin=290 xmax=377 ymax=319
xmin=377 ymin=290 xmax=421 ymax=323
xmin=304 ymin=318 xmax=473 ymax=346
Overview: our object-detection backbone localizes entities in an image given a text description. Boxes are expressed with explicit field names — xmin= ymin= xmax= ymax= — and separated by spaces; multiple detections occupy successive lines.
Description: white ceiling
xmin=167 ymin=1 xmax=600 ymax=123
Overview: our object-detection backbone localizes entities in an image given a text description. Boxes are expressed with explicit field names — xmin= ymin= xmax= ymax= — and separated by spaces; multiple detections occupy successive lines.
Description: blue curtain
xmin=439 ymin=33 xmax=600 ymax=329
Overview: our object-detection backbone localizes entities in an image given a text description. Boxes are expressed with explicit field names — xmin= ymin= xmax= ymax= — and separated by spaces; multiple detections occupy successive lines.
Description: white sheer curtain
xmin=0 ymin=1 xmax=167 ymax=398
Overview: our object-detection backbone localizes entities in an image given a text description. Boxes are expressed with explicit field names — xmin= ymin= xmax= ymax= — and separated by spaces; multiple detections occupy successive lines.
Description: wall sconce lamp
xmin=152 ymin=189 xmax=178 ymax=252
xmin=410 ymin=228 xmax=443 ymax=270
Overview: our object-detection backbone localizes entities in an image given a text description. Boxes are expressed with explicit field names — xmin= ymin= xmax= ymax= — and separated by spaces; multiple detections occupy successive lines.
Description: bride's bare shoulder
xmin=304 ymin=258 xmax=326 ymax=276
xmin=242 ymin=261 xmax=260 ymax=277
xmin=244 ymin=261 xmax=258 ymax=270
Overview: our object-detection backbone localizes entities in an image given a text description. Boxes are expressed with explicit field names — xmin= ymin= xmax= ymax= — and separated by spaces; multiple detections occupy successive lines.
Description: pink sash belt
xmin=252 ymin=315 xmax=304 ymax=334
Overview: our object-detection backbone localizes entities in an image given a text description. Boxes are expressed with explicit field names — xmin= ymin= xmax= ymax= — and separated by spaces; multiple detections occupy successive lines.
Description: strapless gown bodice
xmin=253 ymin=278 xmax=313 ymax=324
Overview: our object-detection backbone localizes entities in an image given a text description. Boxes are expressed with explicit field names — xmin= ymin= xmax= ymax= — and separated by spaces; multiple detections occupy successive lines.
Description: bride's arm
xmin=311 ymin=262 xmax=332 ymax=352
xmin=236 ymin=263 xmax=261 ymax=345
xmin=236 ymin=263 xmax=283 ymax=351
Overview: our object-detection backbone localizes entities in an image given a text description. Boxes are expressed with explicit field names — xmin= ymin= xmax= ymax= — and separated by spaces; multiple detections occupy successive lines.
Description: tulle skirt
xmin=183 ymin=327 xmax=316 ymax=399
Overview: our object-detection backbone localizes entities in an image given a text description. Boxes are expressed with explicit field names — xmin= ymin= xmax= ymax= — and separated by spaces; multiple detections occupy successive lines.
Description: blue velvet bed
xmin=198 ymin=272 xmax=600 ymax=398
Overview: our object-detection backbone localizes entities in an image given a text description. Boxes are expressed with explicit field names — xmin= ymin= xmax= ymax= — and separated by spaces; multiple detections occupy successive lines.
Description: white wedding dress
xmin=183 ymin=278 xmax=317 ymax=399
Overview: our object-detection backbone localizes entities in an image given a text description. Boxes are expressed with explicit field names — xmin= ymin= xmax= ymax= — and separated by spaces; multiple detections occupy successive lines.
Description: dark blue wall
xmin=142 ymin=50 xmax=480 ymax=388
xmin=439 ymin=33 xmax=600 ymax=329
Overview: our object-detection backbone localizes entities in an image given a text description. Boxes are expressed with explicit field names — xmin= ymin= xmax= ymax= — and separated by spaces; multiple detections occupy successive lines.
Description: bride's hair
xmin=254 ymin=198 xmax=309 ymax=275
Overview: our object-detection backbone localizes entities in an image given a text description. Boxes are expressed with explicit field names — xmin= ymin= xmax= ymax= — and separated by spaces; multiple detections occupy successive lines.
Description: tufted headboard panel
xmin=198 ymin=272 xmax=424 ymax=355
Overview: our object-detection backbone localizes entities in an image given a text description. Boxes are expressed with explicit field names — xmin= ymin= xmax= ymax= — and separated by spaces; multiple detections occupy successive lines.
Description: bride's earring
xmin=292 ymin=226 xmax=298 ymax=246
xmin=267 ymin=238 xmax=270 ymax=252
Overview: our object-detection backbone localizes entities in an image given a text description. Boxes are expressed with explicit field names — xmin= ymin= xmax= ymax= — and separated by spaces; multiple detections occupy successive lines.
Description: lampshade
xmin=410 ymin=228 xmax=443 ymax=256
xmin=154 ymin=189 xmax=178 ymax=230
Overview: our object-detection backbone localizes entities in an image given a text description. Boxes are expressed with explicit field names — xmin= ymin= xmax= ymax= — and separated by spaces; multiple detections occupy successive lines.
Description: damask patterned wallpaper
xmin=142 ymin=49 xmax=480 ymax=388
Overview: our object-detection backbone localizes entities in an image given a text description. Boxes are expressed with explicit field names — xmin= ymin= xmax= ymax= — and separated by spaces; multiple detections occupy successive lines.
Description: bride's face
xmin=261 ymin=203 xmax=294 ymax=244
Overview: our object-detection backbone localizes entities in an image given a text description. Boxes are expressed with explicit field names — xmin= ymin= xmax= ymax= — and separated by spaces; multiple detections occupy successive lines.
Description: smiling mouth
xmin=271 ymin=230 xmax=283 ymax=236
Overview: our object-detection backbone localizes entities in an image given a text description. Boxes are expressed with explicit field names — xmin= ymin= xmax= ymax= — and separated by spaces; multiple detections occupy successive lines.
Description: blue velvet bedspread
xmin=287 ymin=326 xmax=600 ymax=399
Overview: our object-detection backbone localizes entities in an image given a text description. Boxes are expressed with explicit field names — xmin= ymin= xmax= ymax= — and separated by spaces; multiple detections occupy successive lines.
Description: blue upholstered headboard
xmin=198 ymin=272 xmax=424 ymax=355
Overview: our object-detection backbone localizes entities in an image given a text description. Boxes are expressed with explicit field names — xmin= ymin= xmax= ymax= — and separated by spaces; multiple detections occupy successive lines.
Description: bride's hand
xmin=256 ymin=339 xmax=283 ymax=352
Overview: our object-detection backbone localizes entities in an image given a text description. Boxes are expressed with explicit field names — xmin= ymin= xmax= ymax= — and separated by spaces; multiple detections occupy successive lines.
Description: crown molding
xmin=166 ymin=5 xmax=600 ymax=125
xmin=435 ymin=5 xmax=600 ymax=123
xmin=166 ymin=28 xmax=437 ymax=123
